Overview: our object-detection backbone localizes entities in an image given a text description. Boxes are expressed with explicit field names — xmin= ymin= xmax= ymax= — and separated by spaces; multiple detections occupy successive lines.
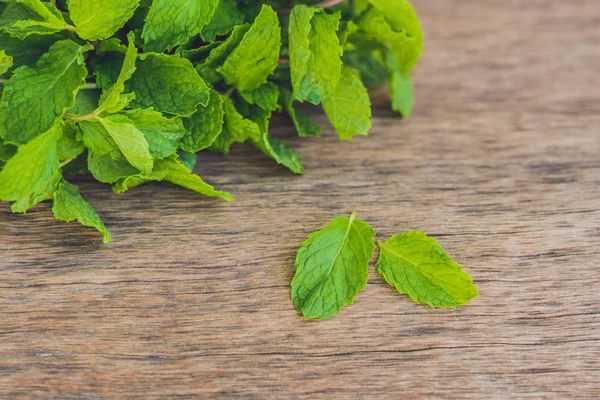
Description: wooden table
xmin=1 ymin=0 xmax=599 ymax=398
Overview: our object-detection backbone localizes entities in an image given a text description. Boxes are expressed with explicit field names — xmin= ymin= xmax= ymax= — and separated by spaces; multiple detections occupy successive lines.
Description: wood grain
xmin=1 ymin=0 xmax=599 ymax=398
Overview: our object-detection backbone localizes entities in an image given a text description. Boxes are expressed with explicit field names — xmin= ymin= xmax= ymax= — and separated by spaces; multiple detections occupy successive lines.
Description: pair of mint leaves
xmin=0 ymin=0 xmax=422 ymax=243
xmin=292 ymin=213 xmax=479 ymax=319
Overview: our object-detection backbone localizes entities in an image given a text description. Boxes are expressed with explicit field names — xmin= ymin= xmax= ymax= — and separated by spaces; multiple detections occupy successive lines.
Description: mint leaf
xmin=361 ymin=1 xmax=422 ymax=72
xmin=0 ymin=0 xmax=69 ymax=39
xmin=0 ymin=40 xmax=91 ymax=145
xmin=113 ymin=155 xmax=233 ymax=202
xmin=95 ymin=32 xmax=138 ymax=115
xmin=240 ymin=83 xmax=280 ymax=112
xmin=0 ymin=121 xmax=62 ymax=213
xmin=197 ymin=23 xmax=250 ymax=84
xmin=322 ymin=67 xmax=372 ymax=140
xmin=126 ymin=52 xmax=210 ymax=117
xmin=289 ymin=5 xmax=342 ymax=104
xmin=87 ymin=151 xmax=138 ymax=184
xmin=52 ymin=179 xmax=112 ymax=243
xmin=0 ymin=50 xmax=13 ymax=76
xmin=177 ymin=150 xmax=197 ymax=171
xmin=376 ymin=231 xmax=479 ymax=308
xmin=123 ymin=108 xmax=186 ymax=160
xmin=385 ymin=51 xmax=414 ymax=117
xmin=201 ymin=0 xmax=244 ymax=42
xmin=217 ymin=5 xmax=281 ymax=91
xmin=142 ymin=0 xmax=219 ymax=52
xmin=181 ymin=89 xmax=225 ymax=153
xmin=291 ymin=212 xmax=376 ymax=319
xmin=69 ymin=0 xmax=140 ymax=41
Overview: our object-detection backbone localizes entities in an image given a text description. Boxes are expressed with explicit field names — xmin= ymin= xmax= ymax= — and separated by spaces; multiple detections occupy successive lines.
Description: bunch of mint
xmin=0 ymin=0 xmax=422 ymax=243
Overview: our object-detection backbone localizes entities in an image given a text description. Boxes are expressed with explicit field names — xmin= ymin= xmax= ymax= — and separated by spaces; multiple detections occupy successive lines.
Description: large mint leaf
xmin=52 ymin=179 xmax=112 ymax=243
xmin=289 ymin=5 xmax=342 ymax=105
xmin=201 ymin=0 xmax=244 ymax=42
xmin=126 ymin=52 xmax=210 ymax=117
xmin=291 ymin=212 xmax=375 ymax=319
xmin=142 ymin=0 xmax=219 ymax=52
xmin=217 ymin=5 xmax=281 ymax=91
xmin=0 ymin=40 xmax=91 ymax=145
xmin=113 ymin=154 xmax=233 ymax=202
xmin=181 ymin=89 xmax=224 ymax=153
xmin=376 ymin=231 xmax=479 ymax=308
xmin=322 ymin=67 xmax=372 ymax=140
xmin=0 ymin=0 xmax=69 ymax=39
xmin=96 ymin=32 xmax=138 ymax=115
xmin=0 ymin=121 xmax=62 ymax=213
xmin=69 ymin=0 xmax=139 ymax=41
xmin=123 ymin=108 xmax=186 ymax=160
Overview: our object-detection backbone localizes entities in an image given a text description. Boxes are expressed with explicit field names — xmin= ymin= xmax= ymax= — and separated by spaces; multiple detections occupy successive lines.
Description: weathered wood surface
xmin=1 ymin=0 xmax=599 ymax=398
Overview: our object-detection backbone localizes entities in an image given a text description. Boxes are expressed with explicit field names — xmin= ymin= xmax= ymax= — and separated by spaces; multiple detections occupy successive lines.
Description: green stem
xmin=0 ymin=78 xmax=7 ymax=84
xmin=64 ymin=112 xmax=97 ymax=122
xmin=81 ymin=82 xmax=98 ymax=90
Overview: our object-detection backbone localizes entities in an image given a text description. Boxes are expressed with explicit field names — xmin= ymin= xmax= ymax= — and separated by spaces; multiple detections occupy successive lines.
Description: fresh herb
xmin=291 ymin=212 xmax=376 ymax=319
xmin=376 ymin=231 xmax=479 ymax=308
xmin=291 ymin=214 xmax=478 ymax=319
xmin=0 ymin=0 xmax=422 ymax=242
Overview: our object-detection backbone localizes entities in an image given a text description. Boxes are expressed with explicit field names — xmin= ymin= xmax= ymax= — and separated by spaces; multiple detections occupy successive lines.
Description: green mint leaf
xmin=0 ymin=0 xmax=68 ymax=39
xmin=0 ymin=121 xmax=62 ymax=213
xmin=87 ymin=151 xmax=138 ymax=184
xmin=322 ymin=67 xmax=372 ymax=140
xmin=0 ymin=140 xmax=17 ymax=162
xmin=361 ymin=0 xmax=422 ymax=72
xmin=0 ymin=39 xmax=91 ymax=145
xmin=123 ymin=108 xmax=187 ymax=160
xmin=376 ymin=231 xmax=479 ymax=308
xmin=113 ymin=154 xmax=233 ymax=202
xmin=0 ymin=33 xmax=62 ymax=72
xmin=291 ymin=212 xmax=376 ymax=319
xmin=95 ymin=32 xmax=138 ymax=115
xmin=196 ymin=23 xmax=250 ymax=84
xmin=0 ymin=50 xmax=13 ymax=76
xmin=279 ymin=87 xmax=322 ymax=138
xmin=239 ymin=82 xmax=280 ymax=112
xmin=181 ymin=89 xmax=225 ymax=153
xmin=217 ymin=5 xmax=281 ymax=92
xmin=385 ymin=51 xmax=414 ymax=117
xmin=69 ymin=0 xmax=140 ymax=41
xmin=52 ymin=179 xmax=112 ymax=243
xmin=57 ymin=120 xmax=85 ymax=161
xmin=289 ymin=5 xmax=342 ymax=105
xmin=201 ymin=0 xmax=245 ymax=42
xmin=80 ymin=115 xmax=153 ymax=175
xmin=142 ymin=0 xmax=219 ymax=52
xmin=126 ymin=52 xmax=210 ymax=117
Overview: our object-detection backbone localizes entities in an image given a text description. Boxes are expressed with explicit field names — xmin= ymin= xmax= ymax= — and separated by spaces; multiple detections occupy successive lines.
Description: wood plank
xmin=1 ymin=0 xmax=599 ymax=398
